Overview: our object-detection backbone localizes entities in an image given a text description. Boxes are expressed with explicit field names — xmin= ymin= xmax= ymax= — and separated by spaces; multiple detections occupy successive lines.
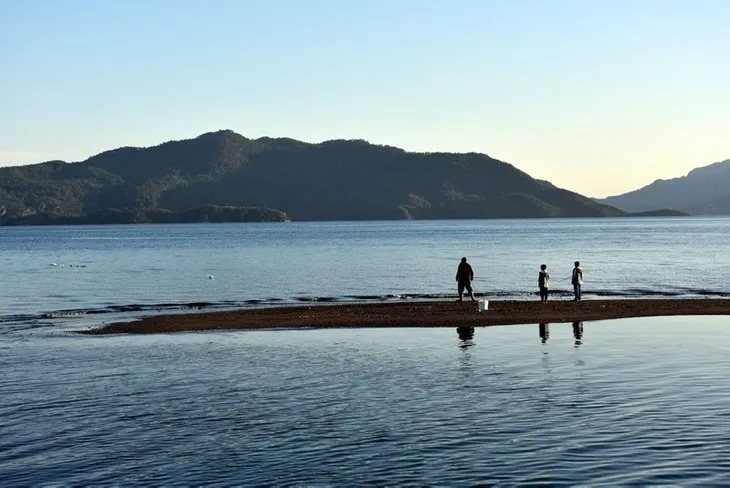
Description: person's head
xmin=574 ymin=261 xmax=580 ymax=267
xmin=540 ymin=264 xmax=547 ymax=270
xmin=461 ymin=257 xmax=467 ymax=263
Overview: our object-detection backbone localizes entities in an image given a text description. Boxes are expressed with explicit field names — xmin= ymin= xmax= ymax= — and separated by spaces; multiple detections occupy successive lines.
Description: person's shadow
xmin=539 ymin=323 xmax=550 ymax=343
xmin=573 ymin=321 xmax=584 ymax=346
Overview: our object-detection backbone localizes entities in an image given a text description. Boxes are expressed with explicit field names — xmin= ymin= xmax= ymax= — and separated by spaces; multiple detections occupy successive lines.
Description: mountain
xmin=597 ymin=159 xmax=730 ymax=214
xmin=0 ymin=130 xmax=624 ymax=224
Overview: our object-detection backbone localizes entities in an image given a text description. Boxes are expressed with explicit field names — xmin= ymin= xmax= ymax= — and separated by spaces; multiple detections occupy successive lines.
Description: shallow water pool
xmin=2 ymin=316 xmax=729 ymax=486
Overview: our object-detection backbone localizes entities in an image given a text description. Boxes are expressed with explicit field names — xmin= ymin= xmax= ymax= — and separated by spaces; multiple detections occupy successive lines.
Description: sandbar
xmin=81 ymin=298 xmax=730 ymax=335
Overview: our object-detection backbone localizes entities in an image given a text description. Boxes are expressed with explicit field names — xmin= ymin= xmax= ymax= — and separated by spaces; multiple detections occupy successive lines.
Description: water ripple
xmin=2 ymin=319 xmax=730 ymax=486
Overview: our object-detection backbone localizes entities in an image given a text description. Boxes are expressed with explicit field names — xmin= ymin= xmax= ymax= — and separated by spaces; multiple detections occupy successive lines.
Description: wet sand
xmin=82 ymin=298 xmax=730 ymax=335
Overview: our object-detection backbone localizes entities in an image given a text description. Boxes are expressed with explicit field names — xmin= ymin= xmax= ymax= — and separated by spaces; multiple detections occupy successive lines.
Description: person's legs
xmin=465 ymin=283 xmax=475 ymax=301
xmin=457 ymin=282 xmax=465 ymax=302
xmin=573 ymin=283 xmax=582 ymax=301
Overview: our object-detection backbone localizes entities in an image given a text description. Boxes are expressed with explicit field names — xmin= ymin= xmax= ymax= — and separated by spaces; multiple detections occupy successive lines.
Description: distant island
xmin=0 ymin=130 xmax=684 ymax=225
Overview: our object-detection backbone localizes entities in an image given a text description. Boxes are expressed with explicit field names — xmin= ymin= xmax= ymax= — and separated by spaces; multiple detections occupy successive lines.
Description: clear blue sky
xmin=2 ymin=0 xmax=729 ymax=197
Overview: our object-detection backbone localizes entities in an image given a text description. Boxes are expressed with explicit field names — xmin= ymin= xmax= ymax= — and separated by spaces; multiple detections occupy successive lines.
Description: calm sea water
xmin=1 ymin=217 xmax=729 ymax=333
xmin=2 ymin=317 xmax=730 ymax=486
xmin=2 ymin=218 xmax=730 ymax=485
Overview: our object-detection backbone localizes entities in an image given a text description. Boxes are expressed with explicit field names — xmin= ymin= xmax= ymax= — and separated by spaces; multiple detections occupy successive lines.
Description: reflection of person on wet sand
xmin=572 ymin=321 xmax=584 ymax=344
xmin=457 ymin=326 xmax=475 ymax=341
xmin=539 ymin=322 xmax=549 ymax=343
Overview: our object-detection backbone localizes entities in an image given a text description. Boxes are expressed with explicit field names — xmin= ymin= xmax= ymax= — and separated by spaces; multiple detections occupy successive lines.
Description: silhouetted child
xmin=572 ymin=261 xmax=583 ymax=301
xmin=538 ymin=264 xmax=550 ymax=302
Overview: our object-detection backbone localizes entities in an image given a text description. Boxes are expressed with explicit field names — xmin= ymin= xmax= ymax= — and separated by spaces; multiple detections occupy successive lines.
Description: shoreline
xmin=81 ymin=298 xmax=730 ymax=335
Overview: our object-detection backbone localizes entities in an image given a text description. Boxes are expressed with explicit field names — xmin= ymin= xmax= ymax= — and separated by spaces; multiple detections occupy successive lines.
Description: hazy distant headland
xmin=596 ymin=159 xmax=730 ymax=215
xmin=0 ymin=130 xmax=689 ymax=225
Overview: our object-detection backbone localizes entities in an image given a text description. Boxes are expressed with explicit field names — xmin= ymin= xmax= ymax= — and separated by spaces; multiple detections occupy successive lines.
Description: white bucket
xmin=478 ymin=300 xmax=488 ymax=312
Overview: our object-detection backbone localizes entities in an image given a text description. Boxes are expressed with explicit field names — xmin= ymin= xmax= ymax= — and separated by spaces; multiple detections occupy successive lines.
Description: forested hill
xmin=0 ymin=130 xmax=624 ymax=224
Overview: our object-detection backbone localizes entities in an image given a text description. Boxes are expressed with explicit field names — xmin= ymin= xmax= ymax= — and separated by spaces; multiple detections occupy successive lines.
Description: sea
xmin=2 ymin=217 xmax=730 ymax=486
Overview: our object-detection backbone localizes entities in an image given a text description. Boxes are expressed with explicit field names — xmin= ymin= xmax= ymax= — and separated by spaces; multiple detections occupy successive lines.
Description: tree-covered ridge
xmin=6 ymin=205 xmax=290 ymax=225
xmin=0 ymin=130 xmax=624 ymax=225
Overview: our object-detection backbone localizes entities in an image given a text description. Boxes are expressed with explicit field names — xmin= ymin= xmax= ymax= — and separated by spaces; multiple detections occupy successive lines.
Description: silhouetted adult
xmin=455 ymin=257 xmax=476 ymax=303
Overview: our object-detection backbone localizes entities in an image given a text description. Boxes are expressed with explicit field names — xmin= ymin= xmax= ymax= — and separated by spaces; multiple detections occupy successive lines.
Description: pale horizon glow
xmin=2 ymin=0 xmax=729 ymax=198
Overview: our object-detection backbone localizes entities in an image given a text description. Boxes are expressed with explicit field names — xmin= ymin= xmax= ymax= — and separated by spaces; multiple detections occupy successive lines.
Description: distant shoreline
xmin=80 ymin=298 xmax=730 ymax=335
xmin=1 ymin=211 xmax=693 ymax=226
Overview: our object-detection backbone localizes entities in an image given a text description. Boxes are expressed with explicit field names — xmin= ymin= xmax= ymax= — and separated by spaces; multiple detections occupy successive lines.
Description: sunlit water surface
xmin=2 ymin=217 xmax=730 ymax=333
xmin=2 ymin=316 xmax=729 ymax=486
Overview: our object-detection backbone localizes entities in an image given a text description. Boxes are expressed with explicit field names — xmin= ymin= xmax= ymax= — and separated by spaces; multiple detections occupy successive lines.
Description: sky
xmin=2 ymin=0 xmax=729 ymax=197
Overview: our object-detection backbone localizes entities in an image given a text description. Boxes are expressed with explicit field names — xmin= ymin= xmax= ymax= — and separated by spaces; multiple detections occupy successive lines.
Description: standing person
xmin=571 ymin=261 xmax=583 ymax=301
xmin=455 ymin=257 xmax=476 ymax=303
xmin=538 ymin=264 xmax=550 ymax=302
